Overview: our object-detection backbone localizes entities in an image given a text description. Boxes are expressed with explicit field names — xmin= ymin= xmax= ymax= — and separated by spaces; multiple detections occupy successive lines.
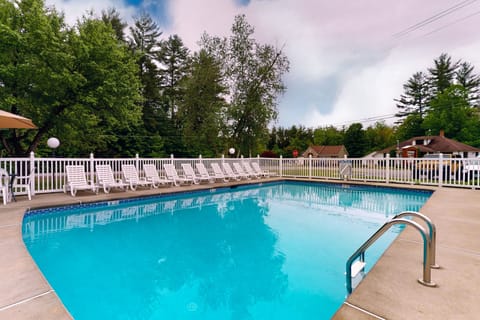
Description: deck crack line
xmin=399 ymin=239 xmax=480 ymax=256
xmin=343 ymin=301 xmax=386 ymax=320
xmin=0 ymin=223 xmax=21 ymax=229
xmin=0 ymin=290 xmax=54 ymax=312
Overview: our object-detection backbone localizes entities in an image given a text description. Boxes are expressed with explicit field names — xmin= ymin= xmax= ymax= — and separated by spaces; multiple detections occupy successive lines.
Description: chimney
xmin=439 ymin=129 xmax=445 ymax=137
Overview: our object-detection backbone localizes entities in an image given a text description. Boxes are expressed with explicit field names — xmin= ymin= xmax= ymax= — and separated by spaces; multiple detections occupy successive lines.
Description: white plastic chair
xmin=243 ymin=162 xmax=260 ymax=179
xmin=121 ymin=164 xmax=154 ymax=191
xmin=65 ymin=165 xmax=98 ymax=196
xmin=96 ymin=164 xmax=128 ymax=193
xmin=195 ymin=163 xmax=218 ymax=183
xmin=232 ymin=162 xmax=251 ymax=179
xmin=251 ymin=162 xmax=272 ymax=177
xmin=143 ymin=164 xmax=172 ymax=187
xmin=163 ymin=164 xmax=193 ymax=186
xmin=221 ymin=163 xmax=242 ymax=181
xmin=12 ymin=172 xmax=33 ymax=200
xmin=181 ymin=163 xmax=214 ymax=184
xmin=210 ymin=163 xmax=229 ymax=182
xmin=0 ymin=169 xmax=9 ymax=205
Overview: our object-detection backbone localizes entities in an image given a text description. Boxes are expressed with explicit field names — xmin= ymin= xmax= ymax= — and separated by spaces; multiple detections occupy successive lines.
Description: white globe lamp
xmin=47 ymin=137 xmax=60 ymax=157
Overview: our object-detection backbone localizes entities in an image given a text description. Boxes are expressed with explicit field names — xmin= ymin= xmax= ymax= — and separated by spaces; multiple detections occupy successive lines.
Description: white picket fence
xmin=1 ymin=152 xmax=479 ymax=198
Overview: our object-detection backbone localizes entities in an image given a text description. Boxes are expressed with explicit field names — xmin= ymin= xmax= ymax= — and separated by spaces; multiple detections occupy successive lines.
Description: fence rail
xmin=1 ymin=153 xmax=479 ymax=198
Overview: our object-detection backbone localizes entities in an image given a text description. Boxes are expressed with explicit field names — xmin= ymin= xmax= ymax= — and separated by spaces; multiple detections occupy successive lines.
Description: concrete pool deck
xmin=0 ymin=179 xmax=479 ymax=319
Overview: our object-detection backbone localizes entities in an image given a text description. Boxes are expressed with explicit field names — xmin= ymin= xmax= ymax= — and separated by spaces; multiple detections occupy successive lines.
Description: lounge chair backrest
xmin=96 ymin=165 xmax=116 ymax=184
xmin=66 ymin=165 xmax=88 ymax=186
xmin=222 ymin=163 xmax=236 ymax=176
xmin=181 ymin=163 xmax=196 ymax=178
xmin=122 ymin=164 xmax=140 ymax=183
xmin=251 ymin=162 xmax=270 ymax=177
xmin=243 ymin=162 xmax=257 ymax=175
xmin=143 ymin=164 xmax=160 ymax=180
xmin=211 ymin=163 xmax=224 ymax=177
xmin=163 ymin=164 xmax=179 ymax=179
xmin=196 ymin=163 xmax=209 ymax=176
xmin=233 ymin=163 xmax=246 ymax=174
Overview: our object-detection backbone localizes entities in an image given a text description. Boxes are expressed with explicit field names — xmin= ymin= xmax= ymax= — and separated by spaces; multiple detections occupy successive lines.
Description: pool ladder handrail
xmin=392 ymin=211 xmax=439 ymax=269
xmin=345 ymin=211 xmax=438 ymax=294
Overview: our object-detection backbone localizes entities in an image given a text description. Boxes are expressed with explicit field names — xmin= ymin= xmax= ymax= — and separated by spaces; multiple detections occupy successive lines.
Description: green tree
xmin=0 ymin=0 xmax=142 ymax=156
xmin=179 ymin=49 xmax=227 ymax=157
xmin=422 ymin=85 xmax=480 ymax=144
xmin=455 ymin=61 xmax=479 ymax=105
xmin=313 ymin=126 xmax=345 ymax=146
xmin=395 ymin=113 xmax=425 ymax=141
xmin=101 ymin=8 xmax=127 ymax=42
xmin=428 ymin=53 xmax=458 ymax=96
xmin=128 ymin=12 xmax=165 ymax=156
xmin=344 ymin=123 xmax=367 ymax=157
xmin=201 ymin=14 xmax=289 ymax=156
xmin=50 ymin=14 xmax=143 ymax=156
xmin=395 ymin=71 xmax=430 ymax=120
xmin=157 ymin=34 xmax=190 ymax=155
xmin=364 ymin=122 xmax=395 ymax=153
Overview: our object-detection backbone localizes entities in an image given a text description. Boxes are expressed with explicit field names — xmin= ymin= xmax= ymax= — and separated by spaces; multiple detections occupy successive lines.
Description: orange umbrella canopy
xmin=0 ymin=110 xmax=37 ymax=129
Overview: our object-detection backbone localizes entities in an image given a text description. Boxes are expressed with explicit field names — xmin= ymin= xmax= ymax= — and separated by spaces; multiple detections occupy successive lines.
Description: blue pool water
xmin=22 ymin=182 xmax=431 ymax=319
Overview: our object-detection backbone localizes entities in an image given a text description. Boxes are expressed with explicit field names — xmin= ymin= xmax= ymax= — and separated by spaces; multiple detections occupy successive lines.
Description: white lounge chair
xmin=143 ymin=164 xmax=172 ymax=187
xmin=251 ymin=162 xmax=272 ymax=177
xmin=232 ymin=162 xmax=252 ymax=179
xmin=121 ymin=164 xmax=154 ymax=191
xmin=196 ymin=163 xmax=221 ymax=183
xmin=65 ymin=165 xmax=98 ymax=196
xmin=96 ymin=164 xmax=128 ymax=193
xmin=221 ymin=162 xmax=242 ymax=181
xmin=163 ymin=164 xmax=193 ymax=186
xmin=181 ymin=163 xmax=214 ymax=184
xmin=210 ymin=163 xmax=229 ymax=182
xmin=243 ymin=162 xmax=260 ymax=179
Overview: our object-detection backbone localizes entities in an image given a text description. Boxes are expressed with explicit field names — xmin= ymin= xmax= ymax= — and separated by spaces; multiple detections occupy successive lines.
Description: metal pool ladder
xmin=345 ymin=211 xmax=439 ymax=294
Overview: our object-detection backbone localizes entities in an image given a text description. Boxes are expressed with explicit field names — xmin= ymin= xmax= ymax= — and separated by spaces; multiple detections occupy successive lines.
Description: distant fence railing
xmin=1 ymin=153 xmax=479 ymax=198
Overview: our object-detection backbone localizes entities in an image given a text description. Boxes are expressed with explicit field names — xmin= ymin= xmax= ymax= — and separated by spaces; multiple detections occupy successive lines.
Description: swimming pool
xmin=22 ymin=181 xmax=431 ymax=319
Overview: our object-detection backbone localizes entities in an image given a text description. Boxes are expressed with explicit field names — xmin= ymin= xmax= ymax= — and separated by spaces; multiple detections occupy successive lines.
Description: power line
xmin=392 ymin=0 xmax=477 ymax=38
xmin=329 ymin=114 xmax=397 ymax=128
xmin=419 ymin=9 xmax=480 ymax=38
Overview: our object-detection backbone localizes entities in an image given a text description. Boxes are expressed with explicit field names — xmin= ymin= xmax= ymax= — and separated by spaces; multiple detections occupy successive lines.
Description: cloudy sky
xmin=46 ymin=0 xmax=480 ymax=128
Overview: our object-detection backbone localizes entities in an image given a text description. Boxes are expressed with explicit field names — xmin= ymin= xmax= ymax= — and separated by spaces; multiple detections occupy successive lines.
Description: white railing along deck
xmin=1 ymin=153 xmax=479 ymax=198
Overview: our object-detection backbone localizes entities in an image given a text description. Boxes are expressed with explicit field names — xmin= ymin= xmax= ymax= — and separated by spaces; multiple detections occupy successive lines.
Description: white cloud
xmin=46 ymin=0 xmax=480 ymax=128
xmin=46 ymin=0 xmax=137 ymax=26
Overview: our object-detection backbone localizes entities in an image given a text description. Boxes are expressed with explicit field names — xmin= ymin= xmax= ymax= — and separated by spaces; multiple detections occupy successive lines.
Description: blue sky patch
xmin=235 ymin=0 xmax=251 ymax=6
xmin=126 ymin=0 xmax=171 ymax=27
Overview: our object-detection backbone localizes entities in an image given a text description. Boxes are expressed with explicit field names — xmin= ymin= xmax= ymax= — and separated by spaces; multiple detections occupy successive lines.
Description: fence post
xmin=309 ymin=154 xmax=312 ymax=179
xmin=135 ymin=153 xmax=140 ymax=169
xmin=222 ymin=154 xmax=225 ymax=164
xmin=241 ymin=155 xmax=244 ymax=164
xmin=280 ymin=155 xmax=283 ymax=177
xmin=89 ymin=153 xmax=95 ymax=185
xmin=199 ymin=154 xmax=202 ymax=164
xmin=438 ymin=153 xmax=444 ymax=187
xmin=30 ymin=151 xmax=36 ymax=196
xmin=386 ymin=154 xmax=390 ymax=184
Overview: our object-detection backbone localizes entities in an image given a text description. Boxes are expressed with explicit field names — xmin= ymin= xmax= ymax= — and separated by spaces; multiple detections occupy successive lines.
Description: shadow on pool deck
xmin=0 ymin=179 xmax=479 ymax=319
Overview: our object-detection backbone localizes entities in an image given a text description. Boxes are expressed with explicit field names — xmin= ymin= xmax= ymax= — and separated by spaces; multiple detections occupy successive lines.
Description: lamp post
xmin=47 ymin=137 xmax=60 ymax=184
xmin=229 ymin=147 xmax=235 ymax=158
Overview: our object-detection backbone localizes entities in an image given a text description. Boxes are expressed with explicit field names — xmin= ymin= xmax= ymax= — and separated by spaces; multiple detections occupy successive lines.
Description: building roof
xmin=305 ymin=145 xmax=347 ymax=156
xmin=378 ymin=133 xmax=480 ymax=155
